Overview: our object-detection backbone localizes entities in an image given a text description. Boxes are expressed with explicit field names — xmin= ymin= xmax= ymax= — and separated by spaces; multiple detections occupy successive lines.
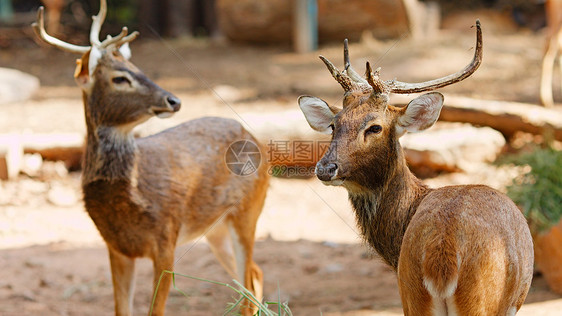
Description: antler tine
xmin=90 ymin=0 xmax=108 ymax=46
xmin=343 ymin=39 xmax=370 ymax=86
xmin=365 ymin=61 xmax=389 ymax=94
xmin=100 ymin=27 xmax=139 ymax=48
xmin=31 ymin=7 xmax=90 ymax=54
xmin=319 ymin=55 xmax=354 ymax=91
xmin=388 ymin=19 xmax=483 ymax=94
xmin=343 ymin=39 xmax=351 ymax=70
xmin=100 ymin=26 xmax=128 ymax=47
xmin=115 ymin=30 xmax=139 ymax=46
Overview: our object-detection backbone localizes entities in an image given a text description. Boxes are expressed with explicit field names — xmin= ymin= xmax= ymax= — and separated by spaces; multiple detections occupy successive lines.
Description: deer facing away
xmin=299 ymin=21 xmax=534 ymax=315
xmin=32 ymin=1 xmax=268 ymax=315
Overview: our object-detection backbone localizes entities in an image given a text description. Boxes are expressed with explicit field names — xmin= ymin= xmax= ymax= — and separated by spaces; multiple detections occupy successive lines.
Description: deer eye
xmin=329 ymin=123 xmax=335 ymax=131
xmin=365 ymin=124 xmax=382 ymax=136
xmin=112 ymin=76 xmax=131 ymax=85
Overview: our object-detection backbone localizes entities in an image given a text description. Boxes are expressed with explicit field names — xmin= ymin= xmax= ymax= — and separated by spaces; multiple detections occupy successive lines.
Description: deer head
xmin=32 ymin=0 xmax=181 ymax=130
xmin=299 ymin=21 xmax=482 ymax=191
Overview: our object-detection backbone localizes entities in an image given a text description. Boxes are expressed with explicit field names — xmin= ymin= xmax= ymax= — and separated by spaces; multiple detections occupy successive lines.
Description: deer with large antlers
xmin=299 ymin=21 xmax=534 ymax=315
xmin=32 ymin=1 xmax=268 ymax=315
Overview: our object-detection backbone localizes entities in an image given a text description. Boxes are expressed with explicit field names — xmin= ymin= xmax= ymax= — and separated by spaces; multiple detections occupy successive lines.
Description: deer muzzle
xmin=315 ymin=161 xmax=340 ymax=182
xmin=153 ymin=94 xmax=181 ymax=118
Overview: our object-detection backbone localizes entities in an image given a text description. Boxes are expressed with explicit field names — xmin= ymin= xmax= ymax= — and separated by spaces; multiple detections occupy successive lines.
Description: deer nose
xmin=165 ymin=95 xmax=181 ymax=112
xmin=316 ymin=162 xmax=338 ymax=181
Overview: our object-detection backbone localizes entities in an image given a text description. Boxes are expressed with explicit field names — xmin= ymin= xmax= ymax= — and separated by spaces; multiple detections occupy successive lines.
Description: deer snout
xmin=165 ymin=95 xmax=181 ymax=112
xmin=315 ymin=161 xmax=338 ymax=182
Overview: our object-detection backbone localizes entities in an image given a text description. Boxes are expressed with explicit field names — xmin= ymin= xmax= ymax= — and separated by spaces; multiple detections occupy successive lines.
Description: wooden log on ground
xmin=390 ymin=95 xmax=562 ymax=141
xmin=0 ymin=133 xmax=84 ymax=178
xmin=0 ymin=134 xmax=23 ymax=180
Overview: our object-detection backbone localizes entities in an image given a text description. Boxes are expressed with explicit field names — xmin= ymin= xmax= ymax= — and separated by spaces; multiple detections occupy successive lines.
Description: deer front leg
xmin=108 ymin=247 xmax=136 ymax=316
xmin=149 ymin=249 xmax=175 ymax=316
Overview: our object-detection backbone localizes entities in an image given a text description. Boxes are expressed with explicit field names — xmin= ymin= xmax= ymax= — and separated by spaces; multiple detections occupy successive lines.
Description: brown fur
xmin=304 ymin=90 xmax=533 ymax=315
xmin=31 ymin=3 xmax=268 ymax=313
xmin=78 ymin=52 xmax=268 ymax=316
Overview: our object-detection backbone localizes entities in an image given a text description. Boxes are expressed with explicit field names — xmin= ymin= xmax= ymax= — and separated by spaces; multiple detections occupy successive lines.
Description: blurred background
xmin=0 ymin=0 xmax=561 ymax=315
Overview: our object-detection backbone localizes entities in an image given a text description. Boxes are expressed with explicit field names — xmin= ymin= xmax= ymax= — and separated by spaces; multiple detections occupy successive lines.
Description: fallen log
xmin=390 ymin=95 xmax=562 ymax=141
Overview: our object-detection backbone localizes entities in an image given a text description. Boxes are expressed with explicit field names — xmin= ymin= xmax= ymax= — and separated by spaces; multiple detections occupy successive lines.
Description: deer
xmin=298 ymin=21 xmax=534 ymax=315
xmin=540 ymin=0 xmax=562 ymax=107
xmin=31 ymin=1 xmax=268 ymax=315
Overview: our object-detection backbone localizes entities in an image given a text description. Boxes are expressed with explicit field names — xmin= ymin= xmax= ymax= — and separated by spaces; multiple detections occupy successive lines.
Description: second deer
xmin=540 ymin=0 xmax=562 ymax=107
xmin=32 ymin=1 xmax=268 ymax=315
xmin=299 ymin=21 xmax=534 ymax=315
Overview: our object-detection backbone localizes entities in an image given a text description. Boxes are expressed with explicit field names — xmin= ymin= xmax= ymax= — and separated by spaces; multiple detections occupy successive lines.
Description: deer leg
xmin=205 ymin=220 xmax=238 ymax=279
xmin=541 ymin=37 xmax=558 ymax=107
xmin=206 ymin=219 xmax=262 ymax=316
xmin=228 ymin=219 xmax=263 ymax=316
xmin=108 ymin=247 xmax=136 ymax=316
xmin=149 ymin=249 xmax=175 ymax=316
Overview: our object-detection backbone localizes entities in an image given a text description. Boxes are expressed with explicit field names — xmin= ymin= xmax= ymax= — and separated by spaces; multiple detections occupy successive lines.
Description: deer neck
xmin=347 ymin=153 xmax=431 ymax=270
xmin=81 ymin=95 xmax=139 ymax=186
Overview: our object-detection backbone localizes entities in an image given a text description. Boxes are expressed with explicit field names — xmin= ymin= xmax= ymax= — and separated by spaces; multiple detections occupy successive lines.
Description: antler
xmin=100 ymin=27 xmax=139 ymax=48
xmin=385 ymin=20 xmax=483 ymax=94
xmin=31 ymin=6 xmax=90 ymax=54
xmin=91 ymin=0 xmax=139 ymax=49
xmin=32 ymin=0 xmax=139 ymax=53
xmin=365 ymin=61 xmax=388 ymax=94
xmin=319 ymin=39 xmax=372 ymax=94
xmin=343 ymin=39 xmax=369 ymax=86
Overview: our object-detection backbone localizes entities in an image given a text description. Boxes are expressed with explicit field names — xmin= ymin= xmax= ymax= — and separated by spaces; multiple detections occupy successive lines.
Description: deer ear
xmin=396 ymin=92 xmax=444 ymax=136
xmin=74 ymin=51 xmax=93 ymax=89
xmin=298 ymin=95 xmax=336 ymax=134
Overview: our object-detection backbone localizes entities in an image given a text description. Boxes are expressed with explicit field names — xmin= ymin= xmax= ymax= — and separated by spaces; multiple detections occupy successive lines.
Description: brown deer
xmin=540 ymin=0 xmax=562 ymax=107
xmin=31 ymin=1 xmax=268 ymax=315
xmin=299 ymin=21 xmax=534 ymax=315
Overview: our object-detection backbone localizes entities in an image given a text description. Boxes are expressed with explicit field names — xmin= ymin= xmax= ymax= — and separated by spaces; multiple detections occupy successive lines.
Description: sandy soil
xmin=1 ymin=11 xmax=562 ymax=315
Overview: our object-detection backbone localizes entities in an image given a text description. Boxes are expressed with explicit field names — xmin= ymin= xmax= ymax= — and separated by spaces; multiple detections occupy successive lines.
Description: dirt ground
xmin=1 ymin=11 xmax=562 ymax=315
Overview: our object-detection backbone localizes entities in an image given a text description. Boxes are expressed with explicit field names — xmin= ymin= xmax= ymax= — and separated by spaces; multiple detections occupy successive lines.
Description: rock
xmin=21 ymin=153 xmax=43 ymax=177
xmin=47 ymin=184 xmax=78 ymax=207
xmin=19 ymin=178 xmax=49 ymax=195
xmin=400 ymin=123 xmax=506 ymax=174
xmin=217 ymin=0 xmax=417 ymax=44
xmin=0 ymin=68 xmax=40 ymax=105
xmin=40 ymin=161 xmax=69 ymax=181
